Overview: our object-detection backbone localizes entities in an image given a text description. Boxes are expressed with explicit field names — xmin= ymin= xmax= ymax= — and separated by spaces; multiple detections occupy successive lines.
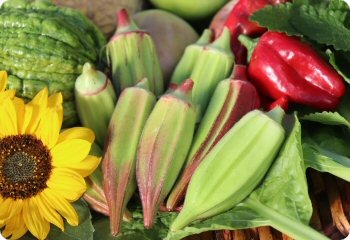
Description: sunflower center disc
xmin=3 ymin=151 xmax=36 ymax=182
xmin=0 ymin=134 xmax=52 ymax=199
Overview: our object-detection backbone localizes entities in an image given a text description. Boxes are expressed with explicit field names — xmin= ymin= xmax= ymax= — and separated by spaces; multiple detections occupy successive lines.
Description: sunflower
xmin=0 ymin=87 xmax=101 ymax=239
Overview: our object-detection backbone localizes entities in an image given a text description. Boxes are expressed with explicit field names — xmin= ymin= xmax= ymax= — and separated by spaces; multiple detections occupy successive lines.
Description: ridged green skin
xmin=103 ymin=81 xmax=156 ymax=236
xmin=171 ymin=108 xmax=286 ymax=231
xmin=0 ymin=0 xmax=106 ymax=127
xmin=0 ymin=45 xmax=82 ymax=74
xmin=166 ymin=79 xmax=260 ymax=210
xmin=190 ymin=28 xmax=234 ymax=118
xmin=7 ymin=75 xmax=74 ymax=100
xmin=0 ymin=31 xmax=92 ymax=63
xmin=170 ymin=29 xmax=213 ymax=85
xmin=75 ymin=63 xmax=117 ymax=147
xmin=106 ymin=9 xmax=164 ymax=96
xmin=136 ymin=80 xmax=197 ymax=229
xmin=1 ymin=0 xmax=106 ymax=52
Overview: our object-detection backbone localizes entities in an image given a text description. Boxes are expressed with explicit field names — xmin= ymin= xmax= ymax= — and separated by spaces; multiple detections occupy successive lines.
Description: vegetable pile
xmin=2 ymin=0 xmax=350 ymax=239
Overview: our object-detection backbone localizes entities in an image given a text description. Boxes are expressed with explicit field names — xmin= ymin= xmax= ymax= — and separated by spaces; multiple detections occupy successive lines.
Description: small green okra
xmin=137 ymin=79 xmax=197 ymax=229
xmin=75 ymin=63 xmax=117 ymax=147
xmin=171 ymin=107 xmax=286 ymax=231
xmin=106 ymin=9 xmax=164 ymax=96
xmin=103 ymin=79 xmax=156 ymax=236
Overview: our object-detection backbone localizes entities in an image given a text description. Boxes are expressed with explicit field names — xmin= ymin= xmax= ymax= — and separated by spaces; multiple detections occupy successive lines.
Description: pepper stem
xmin=238 ymin=34 xmax=259 ymax=62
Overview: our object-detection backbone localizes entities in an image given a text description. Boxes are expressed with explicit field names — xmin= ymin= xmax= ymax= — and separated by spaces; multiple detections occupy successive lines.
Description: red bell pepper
xmin=246 ymin=31 xmax=346 ymax=110
xmin=223 ymin=0 xmax=289 ymax=64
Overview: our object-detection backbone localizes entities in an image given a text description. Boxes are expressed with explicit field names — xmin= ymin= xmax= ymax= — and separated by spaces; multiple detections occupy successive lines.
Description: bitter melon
xmin=0 ymin=0 xmax=106 ymax=127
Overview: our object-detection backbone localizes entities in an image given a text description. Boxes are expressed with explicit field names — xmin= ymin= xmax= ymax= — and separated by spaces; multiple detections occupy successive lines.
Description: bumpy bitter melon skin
xmin=0 ymin=0 xmax=106 ymax=127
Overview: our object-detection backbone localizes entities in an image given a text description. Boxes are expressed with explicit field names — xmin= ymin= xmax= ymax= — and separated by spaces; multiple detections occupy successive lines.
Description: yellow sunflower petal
xmin=58 ymin=127 xmax=95 ymax=144
xmin=23 ymin=198 xmax=50 ymax=240
xmin=0 ymin=198 xmax=22 ymax=221
xmin=28 ymin=87 xmax=48 ymax=107
xmin=19 ymin=104 xmax=33 ymax=134
xmin=41 ymin=188 xmax=79 ymax=226
xmin=0 ymin=198 xmax=11 ymax=219
xmin=25 ymin=104 xmax=43 ymax=134
xmin=47 ymin=92 xmax=63 ymax=128
xmin=0 ymin=99 xmax=18 ymax=137
xmin=0 ymin=89 xmax=16 ymax=102
xmin=69 ymin=155 xmax=101 ymax=177
xmin=12 ymin=97 xmax=26 ymax=134
xmin=25 ymin=88 xmax=52 ymax=133
xmin=47 ymin=168 xmax=86 ymax=202
xmin=7 ymin=199 xmax=23 ymax=220
xmin=35 ymin=193 xmax=64 ymax=231
xmin=51 ymin=138 xmax=91 ymax=166
xmin=0 ymin=71 xmax=7 ymax=92
xmin=2 ymin=214 xmax=28 ymax=240
xmin=47 ymin=92 xmax=63 ymax=107
xmin=34 ymin=109 xmax=60 ymax=149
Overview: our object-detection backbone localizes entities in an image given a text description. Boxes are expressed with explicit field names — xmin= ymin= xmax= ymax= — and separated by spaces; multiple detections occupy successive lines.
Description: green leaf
xmin=21 ymin=199 xmax=94 ymax=240
xmin=251 ymin=3 xmax=300 ymax=36
xmin=243 ymin=114 xmax=328 ymax=239
xmin=327 ymin=50 xmax=350 ymax=84
xmin=291 ymin=4 xmax=350 ymax=51
xmin=93 ymin=209 xmax=171 ymax=240
xmin=165 ymin=204 xmax=269 ymax=240
xmin=337 ymin=89 xmax=350 ymax=123
xmin=50 ymin=199 xmax=94 ymax=240
xmin=249 ymin=114 xmax=311 ymax=224
xmin=303 ymin=142 xmax=350 ymax=181
xmin=300 ymin=111 xmax=350 ymax=127
xmin=252 ymin=1 xmax=350 ymax=52
xmin=328 ymin=0 xmax=350 ymax=11
xmin=302 ymin=125 xmax=350 ymax=181
xmin=303 ymin=126 xmax=350 ymax=156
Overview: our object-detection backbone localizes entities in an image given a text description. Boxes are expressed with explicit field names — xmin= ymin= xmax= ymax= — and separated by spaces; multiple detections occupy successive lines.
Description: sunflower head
xmin=0 ymin=86 xmax=101 ymax=239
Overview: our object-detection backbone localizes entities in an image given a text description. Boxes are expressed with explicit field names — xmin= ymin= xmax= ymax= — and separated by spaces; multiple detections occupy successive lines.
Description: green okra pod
xmin=171 ymin=107 xmax=286 ymax=231
xmin=107 ymin=9 xmax=164 ymax=96
xmin=74 ymin=62 xmax=117 ymax=147
xmin=167 ymin=65 xmax=261 ymax=210
xmin=103 ymin=79 xmax=157 ymax=236
xmin=136 ymin=79 xmax=197 ymax=229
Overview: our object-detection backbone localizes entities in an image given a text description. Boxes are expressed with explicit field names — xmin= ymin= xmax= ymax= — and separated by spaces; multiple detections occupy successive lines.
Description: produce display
xmin=2 ymin=0 xmax=350 ymax=240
